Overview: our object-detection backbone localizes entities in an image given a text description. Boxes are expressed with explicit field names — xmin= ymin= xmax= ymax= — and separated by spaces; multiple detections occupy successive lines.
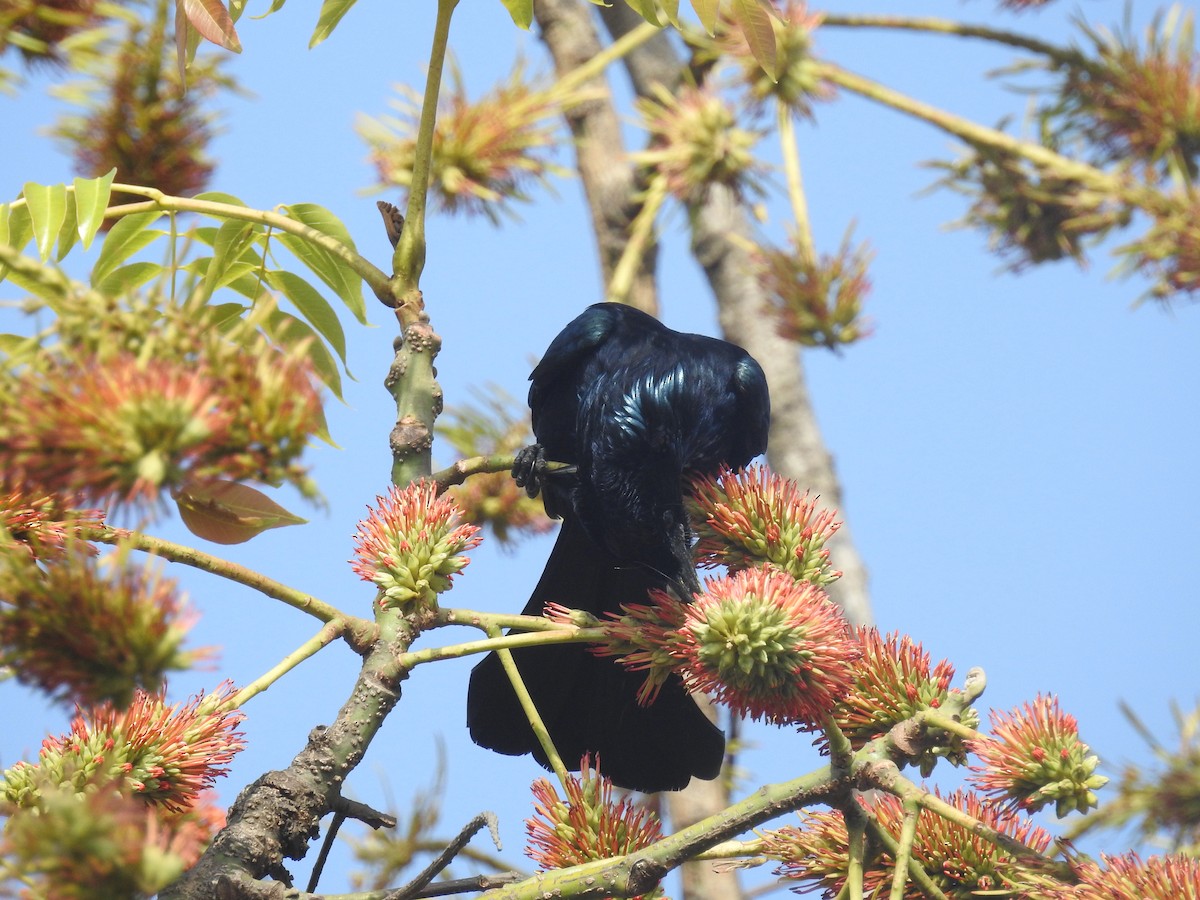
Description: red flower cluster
xmin=351 ymin=480 xmax=483 ymax=609
xmin=526 ymin=756 xmax=663 ymax=871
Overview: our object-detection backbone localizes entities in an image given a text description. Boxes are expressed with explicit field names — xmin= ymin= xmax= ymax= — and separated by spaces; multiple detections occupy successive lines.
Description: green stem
xmin=818 ymin=14 xmax=1093 ymax=72
xmin=607 ymin=174 xmax=668 ymax=303
xmin=872 ymin=763 xmax=1051 ymax=865
xmin=226 ymin=620 xmax=346 ymax=709
xmin=919 ymin=709 xmax=983 ymax=744
xmin=392 ymin=0 xmax=459 ymax=318
xmin=399 ymin=625 xmax=606 ymax=669
xmin=823 ymin=715 xmax=855 ymax=771
xmin=488 ymin=625 xmax=571 ymax=788
xmin=692 ymin=839 xmax=764 ymax=861
xmin=888 ymin=801 xmax=920 ymax=900
xmin=861 ymin=817 xmax=949 ymax=900
xmin=555 ymin=20 xmax=661 ymax=97
xmin=777 ymin=101 xmax=816 ymax=267
xmin=846 ymin=812 xmax=866 ymax=900
xmin=85 ymin=527 xmax=369 ymax=636
xmin=810 ymin=61 xmax=1154 ymax=206
xmin=439 ymin=607 xmax=598 ymax=633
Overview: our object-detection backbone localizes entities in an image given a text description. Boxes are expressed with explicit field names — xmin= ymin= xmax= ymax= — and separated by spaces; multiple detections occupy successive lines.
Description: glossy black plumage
xmin=466 ymin=302 xmax=770 ymax=792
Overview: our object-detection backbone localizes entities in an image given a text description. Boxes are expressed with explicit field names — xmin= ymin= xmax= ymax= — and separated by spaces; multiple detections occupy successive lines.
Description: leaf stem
xmin=400 ymin=625 xmax=606 ymax=669
xmin=818 ymin=14 xmax=1092 ymax=71
xmin=226 ymin=619 xmax=347 ymax=709
xmin=888 ymin=800 xmax=920 ymax=900
xmin=84 ymin=527 xmax=372 ymax=639
xmin=607 ymin=174 xmax=668 ymax=303
xmin=810 ymin=61 xmax=1146 ymax=203
xmin=487 ymin=624 xmax=571 ymax=788
xmin=777 ymin=102 xmax=816 ymax=267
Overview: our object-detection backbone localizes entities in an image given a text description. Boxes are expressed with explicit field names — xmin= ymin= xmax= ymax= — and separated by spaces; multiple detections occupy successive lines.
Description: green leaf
xmin=499 ymin=0 xmax=533 ymax=29
xmin=732 ymin=0 xmax=777 ymax=81
xmin=278 ymin=203 xmax=366 ymax=323
xmin=96 ymin=261 xmax=164 ymax=295
xmin=0 ymin=332 xmax=41 ymax=361
xmin=178 ymin=0 xmax=242 ymax=51
xmin=253 ymin=0 xmax=288 ymax=18
xmin=623 ymin=0 xmax=662 ymax=26
xmin=91 ymin=211 xmax=165 ymax=286
xmin=0 ymin=203 xmax=33 ymax=284
xmin=309 ymin=0 xmax=358 ymax=48
xmin=691 ymin=0 xmax=719 ymax=35
xmin=176 ymin=479 xmax=307 ymax=544
xmin=267 ymin=268 xmax=349 ymax=365
xmin=199 ymin=218 xmax=259 ymax=304
xmin=192 ymin=191 xmax=248 ymax=206
xmin=0 ymin=206 xmax=8 ymax=283
xmin=74 ymin=169 xmax=116 ymax=250
xmin=4 ymin=203 xmax=33 ymax=253
xmin=23 ymin=182 xmax=68 ymax=261
xmin=56 ymin=198 xmax=79 ymax=262
xmin=207 ymin=302 xmax=248 ymax=329
xmin=191 ymin=225 xmax=220 ymax=247
xmin=660 ymin=0 xmax=680 ymax=28
xmin=267 ymin=310 xmax=344 ymax=399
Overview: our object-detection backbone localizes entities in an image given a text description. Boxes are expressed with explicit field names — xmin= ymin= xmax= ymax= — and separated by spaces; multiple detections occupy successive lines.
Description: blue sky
xmin=2 ymin=0 xmax=1197 ymax=891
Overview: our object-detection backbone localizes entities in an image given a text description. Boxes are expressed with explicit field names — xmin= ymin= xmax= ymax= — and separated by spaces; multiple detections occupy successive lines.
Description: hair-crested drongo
xmin=466 ymin=302 xmax=770 ymax=792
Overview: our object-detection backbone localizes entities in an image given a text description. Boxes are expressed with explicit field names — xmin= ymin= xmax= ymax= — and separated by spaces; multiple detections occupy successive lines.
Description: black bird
xmin=466 ymin=302 xmax=770 ymax=791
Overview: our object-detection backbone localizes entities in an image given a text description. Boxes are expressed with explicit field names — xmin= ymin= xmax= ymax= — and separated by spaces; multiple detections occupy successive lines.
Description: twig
xmin=306 ymin=811 xmax=348 ymax=894
xmin=386 ymin=813 xmax=502 ymax=900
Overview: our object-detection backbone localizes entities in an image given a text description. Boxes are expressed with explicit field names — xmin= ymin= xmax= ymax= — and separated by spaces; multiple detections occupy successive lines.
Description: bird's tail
xmin=465 ymin=516 xmax=725 ymax=792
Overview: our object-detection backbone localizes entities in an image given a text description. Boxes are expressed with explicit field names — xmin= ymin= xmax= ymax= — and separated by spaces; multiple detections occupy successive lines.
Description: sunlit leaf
xmin=177 ymin=0 xmax=242 ymax=51
xmin=0 ymin=203 xmax=33 ymax=284
xmin=660 ymin=0 xmax=680 ymax=28
xmin=91 ymin=211 xmax=165 ymax=286
xmin=23 ymin=182 xmax=68 ymax=261
xmin=74 ymin=169 xmax=115 ymax=250
xmin=96 ymin=261 xmax=164 ymax=295
xmin=624 ymin=0 xmax=662 ymax=26
xmin=192 ymin=190 xmax=248 ymax=206
xmin=0 ymin=332 xmax=41 ymax=360
xmin=176 ymin=479 xmax=307 ymax=544
xmin=56 ymin=198 xmax=79 ymax=262
xmin=4 ymin=203 xmax=33 ymax=253
xmin=691 ymin=0 xmax=719 ymax=35
xmin=198 ymin=218 xmax=259 ymax=304
xmin=278 ymin=203 xmax=367 ymax=323
xmin=499 ymin=0 xmax=533 ymax=29
xmin=732 ymin=0 xmax=777 ymax=81
xmin=309 ymin=0 xmax=358 ymax=49
xmin=174 ymin=1 xmax=194 ymax=82
xmin=253 ymin=0 xmax=288 ymax=18
xmin=267 ymin=309 xmax=344 ymax=399
xmin=0 ymin=206 xmax=8 ymax=283
xmin=267 ymin=268 xmax=349 ymax=365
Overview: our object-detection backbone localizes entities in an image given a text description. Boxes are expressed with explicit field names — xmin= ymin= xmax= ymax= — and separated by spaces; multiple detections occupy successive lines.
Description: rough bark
xmin=534 ymin=0 xmax=658 ymax=313
xmin=592 ymin=4 xmax=873 ymax=628
xmin=533 ymin=8 xmax=873 ymax=900
xmin=575 ymin=10 xmax=876 ymax=900
xmin=690 ymin=185 xmax=872 ymax=628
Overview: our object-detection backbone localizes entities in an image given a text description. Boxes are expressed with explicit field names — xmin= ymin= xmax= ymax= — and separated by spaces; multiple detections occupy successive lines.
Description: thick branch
xmin=593 ymin=5 xmax=874 ymax=630
xmin=160 ymin=615 xmax=418 ymax=898
xmin=534 ymin=0 xmax=659 ymax=313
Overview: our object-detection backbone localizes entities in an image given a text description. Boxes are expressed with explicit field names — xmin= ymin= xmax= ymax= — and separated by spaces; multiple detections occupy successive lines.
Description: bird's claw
xmin=512 ymin=444 xmax=548 ymax=498
xmin=513 ymin=445 xmax=576 ymax=499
